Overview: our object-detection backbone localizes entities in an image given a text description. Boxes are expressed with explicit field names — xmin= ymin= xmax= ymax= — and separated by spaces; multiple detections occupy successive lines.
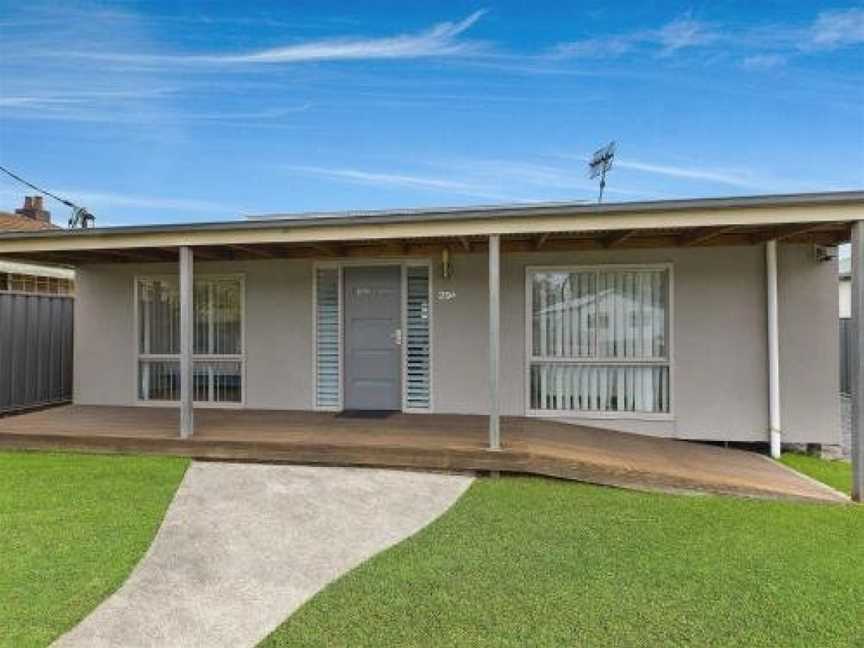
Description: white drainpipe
xmin=766 ymin=240 xmax=782 ymax=459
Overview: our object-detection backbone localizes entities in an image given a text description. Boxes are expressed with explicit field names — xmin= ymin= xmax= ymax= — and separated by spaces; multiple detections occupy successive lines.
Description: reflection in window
xmin=529 ymin=268 xmax=670 ymax=414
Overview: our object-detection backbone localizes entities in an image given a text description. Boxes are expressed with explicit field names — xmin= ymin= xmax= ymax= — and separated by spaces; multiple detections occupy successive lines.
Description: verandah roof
xmin=0 ymin=190 xmax=860 ymax=266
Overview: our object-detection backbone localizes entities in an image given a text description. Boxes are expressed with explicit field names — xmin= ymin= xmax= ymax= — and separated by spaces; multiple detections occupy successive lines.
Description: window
xmin=137 ymin=276 xmax=243 ymax=404
xmin=527 ymin=266 xmax=671 ymax=415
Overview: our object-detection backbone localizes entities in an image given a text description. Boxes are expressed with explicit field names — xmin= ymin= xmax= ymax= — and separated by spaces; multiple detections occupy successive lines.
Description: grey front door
xmin=343 ymin=266 xmax=402 ymax=410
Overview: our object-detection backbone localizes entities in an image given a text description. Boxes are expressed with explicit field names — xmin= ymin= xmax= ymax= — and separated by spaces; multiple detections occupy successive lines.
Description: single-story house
xmin=0 ymin=191 xmax=861 ymax=484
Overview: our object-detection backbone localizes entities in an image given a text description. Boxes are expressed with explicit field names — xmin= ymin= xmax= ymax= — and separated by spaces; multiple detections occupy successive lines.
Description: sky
xmin=0 ymin=1 xmax=862 ymax=227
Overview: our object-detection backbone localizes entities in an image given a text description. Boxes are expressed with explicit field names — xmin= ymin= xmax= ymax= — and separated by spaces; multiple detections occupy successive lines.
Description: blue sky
xmin=0 ymin=1 xmax=862 ymax=226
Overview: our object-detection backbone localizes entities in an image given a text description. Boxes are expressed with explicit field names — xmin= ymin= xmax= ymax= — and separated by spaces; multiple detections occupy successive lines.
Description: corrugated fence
xmin=0 ymin=293 xmax=73 ymax=414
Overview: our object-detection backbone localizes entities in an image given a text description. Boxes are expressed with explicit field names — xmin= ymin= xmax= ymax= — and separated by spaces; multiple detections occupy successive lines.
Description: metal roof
xmin=0 ymin=190 xmax=861 ymax=241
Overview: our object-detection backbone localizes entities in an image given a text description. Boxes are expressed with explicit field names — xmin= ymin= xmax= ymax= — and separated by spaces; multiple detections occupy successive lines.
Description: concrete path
xmin=53 ymin=463 xmax=473 ymax=648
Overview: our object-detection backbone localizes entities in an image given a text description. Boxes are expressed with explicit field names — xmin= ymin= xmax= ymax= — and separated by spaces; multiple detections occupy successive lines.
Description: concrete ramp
xmin=52 ymin=463 xmax=473 ymax=648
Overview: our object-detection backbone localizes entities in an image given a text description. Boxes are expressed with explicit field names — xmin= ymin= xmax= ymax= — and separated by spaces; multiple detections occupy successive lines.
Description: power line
xmin=0 ymin=163 xmax=79 ymax=209
xmin=0 ymin=163 xmax=95 ymax=228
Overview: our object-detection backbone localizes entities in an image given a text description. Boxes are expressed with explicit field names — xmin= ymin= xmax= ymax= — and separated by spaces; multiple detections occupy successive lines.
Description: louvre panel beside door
xmin=405 ymin=266 xmax=431 ymax=410
xmin=315 ymin=268 xmax=341 ymax=408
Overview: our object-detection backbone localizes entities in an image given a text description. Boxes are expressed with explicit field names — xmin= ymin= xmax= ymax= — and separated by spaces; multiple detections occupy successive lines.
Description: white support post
xmin=179 ymin=246 xmax=194 ymax=439
xmin=488 ymin=234 xmax=501 ymax=451
xmin=766 ymin=240 xmax=782 ymax=459
xmin=851 ymin=222 xmax=864 ymax=502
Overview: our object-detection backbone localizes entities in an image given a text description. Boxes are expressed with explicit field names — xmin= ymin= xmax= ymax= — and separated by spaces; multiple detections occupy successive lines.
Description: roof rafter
xmin=191 ymin=247 xmax=232 ymax=261
xmin=228 ymin=244 xmax=278 ymax=258
xmin=679 ymin=225 xmax=738 ymax=246
xmin=98 ymin=248 xmax=176 ymax=262
xmin=750 ymin=222 xmax=830 ymax=244
xmin=308 ymin=242 xmax=344 ymax=257
xmin=533 ymin=233 xmax=551 ymax=250
xmin=601 ymin=229 xmax=637 ymax=248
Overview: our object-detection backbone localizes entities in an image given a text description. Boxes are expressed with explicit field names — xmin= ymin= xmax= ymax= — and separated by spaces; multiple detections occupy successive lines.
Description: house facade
xmin=72 ymin=242 xmax=838 ymax=445
xmin=0 ymin=191 xmax=860 ymax=457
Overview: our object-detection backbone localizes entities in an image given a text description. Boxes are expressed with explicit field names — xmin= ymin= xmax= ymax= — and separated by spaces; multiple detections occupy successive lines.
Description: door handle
xmin=392 ymin=328 xmax=403 ymax=346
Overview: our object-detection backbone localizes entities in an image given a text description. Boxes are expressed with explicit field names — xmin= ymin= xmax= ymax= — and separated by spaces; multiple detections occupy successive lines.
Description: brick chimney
xmin=15 ymin=196 xmax=51 ymax=224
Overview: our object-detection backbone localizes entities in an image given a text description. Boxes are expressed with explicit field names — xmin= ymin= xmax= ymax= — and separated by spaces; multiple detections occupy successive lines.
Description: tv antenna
xmin=588 ymin=141 xmax=616 ymax=203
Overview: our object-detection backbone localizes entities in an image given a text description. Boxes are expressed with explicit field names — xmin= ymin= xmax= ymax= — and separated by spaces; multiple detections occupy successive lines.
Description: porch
xmin=0 ymin=405 xmax=846 ymax=503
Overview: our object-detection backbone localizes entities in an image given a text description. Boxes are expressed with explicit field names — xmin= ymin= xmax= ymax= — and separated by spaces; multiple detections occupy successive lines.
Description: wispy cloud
xmin=284 ymin=165 xmax=513 ymax=201
xmin=613 ymin=159 xmax=763 ymax=190
xmin=741 ymin=54 xmax=786 ymax=70
xmin=57 ymin=10 xmax=489 ymax=66
xmin=0 ymin=186 xmax=239 ymax=215
xmin=553 ymin=8 xmax=864 ymax=63
xmin=0 ymin=87 xmax=176 ymax=109
xmin=285 ymin=158 xmax=653 ymax=203
xmin=655 ymin=18 xmax=719 ymax=54
xmin=553 ymin=16 xmax=718 ymax=59
xmin=808 ymin=8 xmax=864 ymax=49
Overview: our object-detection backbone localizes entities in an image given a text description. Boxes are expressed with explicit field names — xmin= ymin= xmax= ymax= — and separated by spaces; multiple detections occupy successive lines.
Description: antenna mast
xmin=588 ymin=141 xmax=616 ymax=203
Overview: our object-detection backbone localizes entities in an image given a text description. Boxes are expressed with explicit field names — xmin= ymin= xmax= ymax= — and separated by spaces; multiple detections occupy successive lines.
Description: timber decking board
xmin=0 ymin=405 xmax=847 ymax=503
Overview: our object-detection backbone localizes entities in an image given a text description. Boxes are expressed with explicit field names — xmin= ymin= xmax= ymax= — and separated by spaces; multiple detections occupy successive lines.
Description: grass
xmin=780 ymin=452 xmax=853 ymax=496
xmin=0 ymin=451 xmax=188 ymax=648
xmin=262 ymin=476 xmax=864 ymax=648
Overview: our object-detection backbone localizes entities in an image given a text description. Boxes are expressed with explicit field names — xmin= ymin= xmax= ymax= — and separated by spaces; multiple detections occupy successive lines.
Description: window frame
xmin=312 ymin=259 xmax=434 ymax=414
xmin=133 ymin=273 xmax=246 ymax=408
xmin=524 ymin=263 xmax=674 ymax=420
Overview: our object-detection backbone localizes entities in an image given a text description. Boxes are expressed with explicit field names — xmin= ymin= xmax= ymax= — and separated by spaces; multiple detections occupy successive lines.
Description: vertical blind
xmin=137 ymin=277 xmax=243 ymax=403
xmin=405 ymin=266 xmax=431 ymax=409
xmin=529 ymin=268 xmax=670 ymax=414
xmin=315 ymin=268 xmax=340 ymax=408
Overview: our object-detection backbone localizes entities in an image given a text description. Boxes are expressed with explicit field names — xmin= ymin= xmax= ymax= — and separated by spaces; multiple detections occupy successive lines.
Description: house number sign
xmin=437 ymin=290 xmax=456 ymax=301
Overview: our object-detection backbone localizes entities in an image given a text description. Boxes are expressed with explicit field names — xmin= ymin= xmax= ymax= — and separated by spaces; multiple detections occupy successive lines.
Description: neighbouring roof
xmin=0 ymin=259 xmax=74 ymax=279
xmin=0 ymin=211 xmax=59 ymax=233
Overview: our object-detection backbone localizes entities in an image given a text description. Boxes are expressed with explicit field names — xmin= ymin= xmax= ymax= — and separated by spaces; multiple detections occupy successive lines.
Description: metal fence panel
xmin=0 ymin=293 xmax=73 ymax=414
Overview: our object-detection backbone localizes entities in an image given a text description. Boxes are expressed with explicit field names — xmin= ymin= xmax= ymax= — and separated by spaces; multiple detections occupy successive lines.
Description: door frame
xmin=313 ymin=258 xmax=434 ymax=413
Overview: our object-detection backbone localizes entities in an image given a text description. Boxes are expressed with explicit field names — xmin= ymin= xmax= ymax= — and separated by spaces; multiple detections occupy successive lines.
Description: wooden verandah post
xmin=766 ymin=239 xmax=782 ymax=459
xmin=179 ymin=246 xmax=194 ymax=439
xmin=488 ymin=234 xmax=501 ymax=451
xmin=851 ymin=222 xmax=863 ymax=502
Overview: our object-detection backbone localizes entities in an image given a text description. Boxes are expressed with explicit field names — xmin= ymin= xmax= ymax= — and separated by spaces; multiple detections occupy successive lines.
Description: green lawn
xmin=0 ymin=451 xmax=188 ymax=648
xmin=780 ymin=452 xmax=853 ymax=496
xmin=263 ymin=476 xmax=864 ymax=648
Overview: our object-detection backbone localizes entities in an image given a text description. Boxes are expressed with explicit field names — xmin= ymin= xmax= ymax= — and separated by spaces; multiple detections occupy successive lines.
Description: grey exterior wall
xmin=73 ymin=243 xmax=840 ymax=444
xmin=75 ymin=259 xmax=315 ymax=410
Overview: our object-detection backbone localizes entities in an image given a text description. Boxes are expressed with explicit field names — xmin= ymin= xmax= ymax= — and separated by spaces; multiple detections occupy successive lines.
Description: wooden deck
xmin=0 ymin=405 xmax=847 ymax=503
